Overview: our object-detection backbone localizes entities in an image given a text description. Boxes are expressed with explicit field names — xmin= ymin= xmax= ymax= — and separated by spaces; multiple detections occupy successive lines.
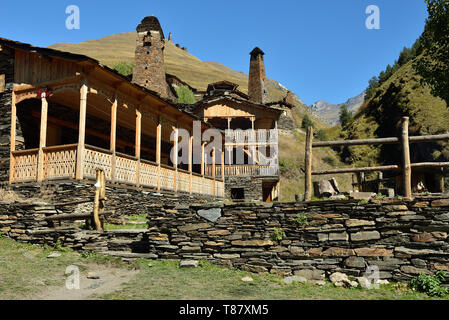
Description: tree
xmin=315 ymin=129 xmax=328 ymax=141
xmin=301 ymin=114 xmax=314 ymax=129
xmin=113 ymin=62 xmax=134 ymax=77
xmin=339 ymin=104 xmax=352 ymax=127
xmin=414 ymin=0 xmax=449 ymax=105
xmin=175 ymin=85 xmax=196 ymax=104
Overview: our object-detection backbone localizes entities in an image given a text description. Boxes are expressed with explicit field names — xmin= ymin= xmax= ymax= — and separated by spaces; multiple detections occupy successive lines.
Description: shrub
xmin=315 ymin=129 xmax=328 ymax=141
xmin=176 ymin=85 xmax=196 ymax=104
xmin=296 ymin=214 xmax=308 ymax=227
xmin=271 ymin=227 xmax=285 ymax=243
xmin=301 ymin=114 xmax=314 ymax=129
xmin=113 ymin=61 xmax=134 ymax=77
xmin=410 ymin=270 xmax=449 ymax=297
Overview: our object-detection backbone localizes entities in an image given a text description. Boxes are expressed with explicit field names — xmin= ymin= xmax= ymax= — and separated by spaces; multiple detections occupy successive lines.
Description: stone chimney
xmin=132 ymin=16 xmax=169 ymax=98
xmin=248 ymin=47 xmax=269 ymax=104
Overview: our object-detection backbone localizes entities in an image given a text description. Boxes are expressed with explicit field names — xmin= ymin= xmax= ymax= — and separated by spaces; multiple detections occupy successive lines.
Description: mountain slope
xmin=309 ymin=91 xmax=365 ymax=126
xmin=340 ymin=55 xmax=448 ymax=169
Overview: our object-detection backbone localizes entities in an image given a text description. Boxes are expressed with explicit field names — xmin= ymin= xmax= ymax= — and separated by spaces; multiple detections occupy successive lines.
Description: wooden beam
xmin=304 ymin=126 xmax=313 ymax=201
xmin=135 ymin=107 xmax=142 ymax=187
xmin=212 ymin=147 xmax=216 ymax=196
xmin=93 ymin=169 xmax=103 ymax=232
xmin=221 ymin=150 xmax=225 ymax=183
xmin=189 ymin=134 xmax=193 ymax=194
xmin=201 ymin=142 xmax=206 ymax=176
xmin=37 ymin=93 xmax=48 ymax=182
xmin=173 ymin=126 xmax=178 ymax=192
xmin=9 ymin=92 xmax=16 ymax=184
xmin=402 ymin=117 xmax=412 ymax=199
xmin=110 ymin=94 xmax=117 ymax=183
xmin=313 ymin=137 xmax=400 ymax=148
xmin=312 ymin=165 xmax=401 ymax=175
xmin=76 ymin=79 xmax=88 ymax=180
xmin=156 ymin=116 xmax=162 ymax=191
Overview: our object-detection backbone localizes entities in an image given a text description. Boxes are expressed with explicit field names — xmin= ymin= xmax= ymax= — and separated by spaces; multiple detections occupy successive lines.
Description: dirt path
xmin=31 ymin=264 xmax=139 ymax=300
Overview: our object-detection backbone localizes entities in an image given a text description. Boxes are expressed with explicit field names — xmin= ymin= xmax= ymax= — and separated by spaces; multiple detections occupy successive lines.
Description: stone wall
xmin=3 ymin=189 xmax=449 ymax=282
xmin=0 ymin=45 xmax=16 ymax=183
xmin=225 ymin=176 xmax=263 ymax=201
xmin=145 ymin=196 xmax=449 ymax=281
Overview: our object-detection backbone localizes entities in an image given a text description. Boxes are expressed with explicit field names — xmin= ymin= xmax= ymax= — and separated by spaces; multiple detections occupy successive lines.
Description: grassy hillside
xmin=49 ymin=31 xmax=352 ymax=201
xmin=51 ymin=32 xmax=288 ymax=102
xmin=339 ymin=55 xmax=448 ymax=169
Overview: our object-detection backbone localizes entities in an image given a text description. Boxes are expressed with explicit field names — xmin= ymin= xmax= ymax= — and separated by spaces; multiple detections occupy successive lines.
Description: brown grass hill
xmin=339 ymin=55 xmax=449 ymax=170
xmin=49 ymin=31 xmax=351 ymax=200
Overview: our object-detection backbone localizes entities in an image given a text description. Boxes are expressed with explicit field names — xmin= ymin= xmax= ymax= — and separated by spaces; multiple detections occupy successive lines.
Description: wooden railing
xmin=304 ymin=117 xmax=449 ymax=201
xmin=10 ymin=143 xmax=224 ymax=197
xmin=206 ymin=164 xmax=279 ymax=177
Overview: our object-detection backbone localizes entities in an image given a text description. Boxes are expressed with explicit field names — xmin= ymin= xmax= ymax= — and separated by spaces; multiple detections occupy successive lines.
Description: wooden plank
xmin=37 ymin=94 xmax=48 ymax=182
xmin=312 ymin=165 xmax=401 ymax=175
xmin=135 ymin=108 xmax=142 ymax=187
xmin=93 ymin=169 xmax=103 ymax=232
xmin=110 ymin=94 xmax=117 ymax=183
xmin=45 ymin=211 xmax=113 ymax=221
xmin=401 ymin=117 xmax=412 ymax=199
xmin=76 ymin=79 xmax=88 ymax=180
xmin=313 ymin=137 xmax=400 ymax=148
xmin=304 ymin=126 xmax=313 ymax=201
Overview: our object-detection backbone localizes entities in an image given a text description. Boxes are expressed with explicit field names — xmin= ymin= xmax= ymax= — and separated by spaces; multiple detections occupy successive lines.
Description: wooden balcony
xmin=206 ymin=164 xmax=279 ymax=177
xmin=10 ymin=144 xmax=224 ymax=197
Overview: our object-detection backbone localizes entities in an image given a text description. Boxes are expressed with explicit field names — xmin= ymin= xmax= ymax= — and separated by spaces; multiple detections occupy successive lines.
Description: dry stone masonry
xmin=2 ymin=185 xmax=449 ymax=282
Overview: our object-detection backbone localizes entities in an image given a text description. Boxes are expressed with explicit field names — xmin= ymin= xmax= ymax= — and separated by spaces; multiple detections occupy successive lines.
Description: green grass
xmin=0 ymin=237 xmax=445 ymax=300
xmin=100 ymin=259 xmax=440 ymax=300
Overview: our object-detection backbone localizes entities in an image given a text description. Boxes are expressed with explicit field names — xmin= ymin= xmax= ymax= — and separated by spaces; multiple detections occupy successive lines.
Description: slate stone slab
xmin=198 ymin=208 xmax=221 ymax=222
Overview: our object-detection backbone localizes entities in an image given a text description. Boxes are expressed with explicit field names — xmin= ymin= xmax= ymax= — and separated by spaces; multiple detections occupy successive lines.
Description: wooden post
xmin=76 ymin=79 xmax=88 ymax=180
xmin=304 ymin=126 xmax=314 ymax=201
xmin=227 ymin=118 xmax=231 ymax=130
xmin=212 ymin=147 xmax=216 ymax=196
xmin=99 ymin=170 xmax=106 ymax=230
xmin=201 ymin=142 xmax=206 ymax=176
xmin=156 ymin=116 xmax=162 ymax=191
xmin=110 ymin=94 xmax=117 ymax=183
xmin=189 ymin=134 xmax=193 ymax=194
xmin=173 ymin=126 xmax=178 ymax=192
xmin=37 ymin=92 xmax=48 ymax=182
xmin=401 ymin=117 xmax=412 ymax=199
xmin=93 ymin=169 xmax=103 ymax=232
xmin=221 ymin=149 xmax=225 ymax=182
xmin=9 ymin=92 xmax=16 ymax=184
xmin=440 ymin=168 xmax=445 ymax=193
xmin=135 ymin=108 xmax=142 ymax=187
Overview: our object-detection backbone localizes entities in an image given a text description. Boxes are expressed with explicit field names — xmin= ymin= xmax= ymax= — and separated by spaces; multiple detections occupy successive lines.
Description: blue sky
xmin=0 ymin=0 xmax=428 ymax=105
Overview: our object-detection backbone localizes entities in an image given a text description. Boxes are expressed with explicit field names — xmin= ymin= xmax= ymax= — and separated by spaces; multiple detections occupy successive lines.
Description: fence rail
xmin=305 ymin=117 xmax=449 ymax=201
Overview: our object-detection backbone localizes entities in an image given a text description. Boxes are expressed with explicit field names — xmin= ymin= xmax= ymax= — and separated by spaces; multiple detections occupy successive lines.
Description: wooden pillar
xmin=439 ymin=168 xmax=445 ymax=193
xmin=173 ymin=126 xmax=178 ymax=192
xmin=135 ymin=108 xmax=142 ymax=187
xmin=250 ymin=117 xmax=255 ymax=130
xmin=304 ymin=126 xmax=314 ymax=201
xmin=201 ymin=142 xmax=206 ymax=176
xmin=156 ymin=116 xmax=162 ymax=191
xmin=212 ymin=147 xmax=216 ymax=196
xmin=93 ymin=169 xmax=103 ymax=232
xmin=9 ymin=92 xmax=16 ymax=184
xmin=37 ymin=92 xmax=48 ymax=182
xmin=76 ymin=79 xmax=88 ymax=180
xmin=110 ymin=94 xmax=117 ymax=183
xmin=401 ymin=117 xmax=412 ymax=199
xmin=221 ymin=150 xmax=225 ymax=183
xmin=189 ymin=134 xmax=193 ymax=194
xmin=227 ymin=118 xmax=232 ymax=130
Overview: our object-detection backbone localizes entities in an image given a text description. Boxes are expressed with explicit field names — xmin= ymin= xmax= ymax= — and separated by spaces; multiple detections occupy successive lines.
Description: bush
xmin=410 ymin=270 xmax=449 ymax=297
xmin=271 ymin=227 xmax=285 ymax=243
xmin=296 ymin=214 xmax=308 ymax=227
xmin=175 ymin=85 xmax=196 ymax=104
xmin=315 ymin=129 xmax=328 ymax=141
xmin=301 ymin=114 xmax=314 ymax=129
xmin=113 ymin=61 xmax=134 ymax=77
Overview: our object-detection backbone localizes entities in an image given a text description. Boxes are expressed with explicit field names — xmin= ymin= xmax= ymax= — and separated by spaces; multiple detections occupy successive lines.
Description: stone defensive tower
xmin=132 ymin=16 xmax=169 ymax=98
xmin=248 ymin=47 xmax=268 ymax=104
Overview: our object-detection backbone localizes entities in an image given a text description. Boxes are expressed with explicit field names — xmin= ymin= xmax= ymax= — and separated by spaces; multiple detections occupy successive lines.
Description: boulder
xmin=180 ymin=260 xmax=199 ymax=268
xmin=283 ymin=276 xmax=307 ymax=284
xmin=329 ymin=272 xmax=358 ymax=288
xmin=313 ymin=179 xmax=338 ymax=198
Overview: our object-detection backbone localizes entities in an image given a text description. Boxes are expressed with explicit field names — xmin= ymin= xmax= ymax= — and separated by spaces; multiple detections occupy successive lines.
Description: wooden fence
xmin=305 ymin=117 xmax=449 ymax=201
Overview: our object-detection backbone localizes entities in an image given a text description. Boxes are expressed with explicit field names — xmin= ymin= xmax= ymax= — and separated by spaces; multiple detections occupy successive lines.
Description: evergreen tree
xmin=301 ymin=114 xmax=314 ymax=129
xmin=339 ymin=104 xmax=352 ymax=127
xmin=414 ymin=0 xmax=449 ymax=105
xmin=113 ymin=62 xmax=134 ymax=77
